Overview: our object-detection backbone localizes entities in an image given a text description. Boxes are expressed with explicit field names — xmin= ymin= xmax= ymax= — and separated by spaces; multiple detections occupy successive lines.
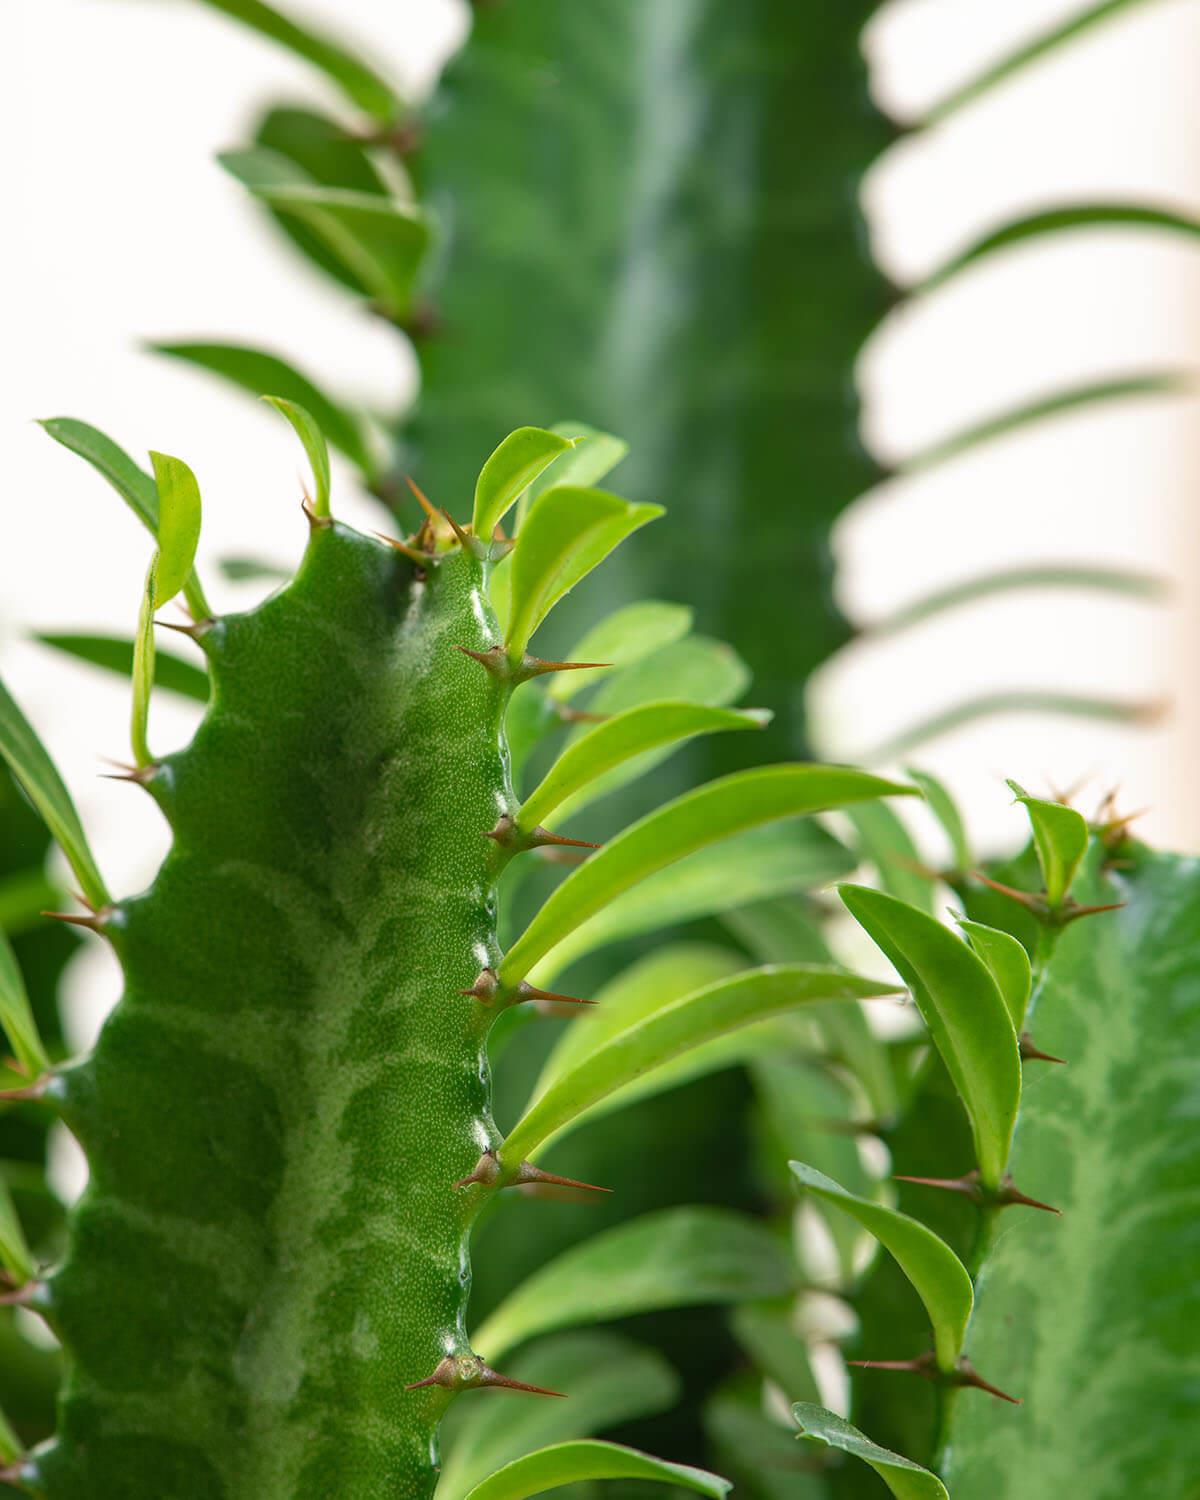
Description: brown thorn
xmin=0 ymin=1077 xmax=49 ymax=1104
xmin=1020 ymin=1032 xmax=1067 ymax=1065
xmin=513 ymin=1162 xmax=612 ymax=1194
xmin=404 ymin=1352 xmax=564 ymax=1397
xmin=516 ymin=981 xmax=595 ymax=1007
xmin=374 ymin=531 xmax=434 ymax=569
xmin=521 ymin=657 xmax=611 ymax=679
xmin=156 ymin=618 xmax=211 ymax=641
xmin=0 ymin=1282 xmax=36 ymax=1308
xmin=0 ymin=1461 xmax=28 ymax=1490
xmin=848 ymin=1356 xmax=936 ymax=1383
xmin=440 ymin=508 xmax=473 ymax=550
xmin=995 ymin=1181 xmax=1061 ymax=1215
xmin=301 ymin=496 xmax=334 ymax=530
xmin=955 ymin=1357 xmax=1022 ymax=1404
xmin=404 ymin=475 xmax=439 ymax=523
xmin=454 ymin=1151 xmax=503 ymax=1190
xmin=476 ymin=1367 xmax=566 ymax=1397
xmin=894 ymin=1172 xmax=983 ymax=1204
xmin=454 ymin=644 xmax=503 ymax=670
xmin=528 ymin=827 xmax=601 ymax=851
xmin=1061 ymin=899 xmax=1126 ymax=924
xmin=972 ymin=872 xmax=1042 ymax=913
xmin=42 ymin=909 xmax=104 ymax=933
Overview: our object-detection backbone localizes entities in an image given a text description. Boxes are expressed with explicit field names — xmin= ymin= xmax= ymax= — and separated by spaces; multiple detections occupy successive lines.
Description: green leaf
xmin=907 ymin=767 xmax=971 ymax=873
xmin=520 ymin=701 xmax=768 ymax=830
xmin=462 ymin=1441 xmax=729 ymax=1500
xmin=500 ymin=965 xmax=895 ymax=1166
xmin=148 ymin=453 xmax=202 ymax=604
xmin=474 ymin=1208 xmax=793 ymax=1361
xmin=547 ymin=601 xmax=692 ymax=703
xmin=192 ymin=0 xmax=401 ymax=120
xmin=792 ymin=1405 xmax=947 ymax=1500
xmin=839 ymin=885 xmax=1020 ymax=1189
xmin=36 ymin=634 xmax=209 ymax=703
xmin=897 ymin=372 xmax=1188 ymax=477
xmin=217 ymin=557 xmax=291 ymax=584
xmin=846 ymin=801 xmax=935 ymax=913
xmin=505 ymin=485 xmax=664 ymax=658
xmin=152 ymin=342 xmax=373 ymax=475
xmin=0 ymin=1173 xmax=35 ymax=1287
xmin=957 ymin=918 xmax=1031 ymax=1032
xmin=0 ymin=929 xmax=48 ymax=1078
xmin=925 ymin=0 xmax=1159 ymax=125
xmin=472 ymin=427 xmax=578 ymax=541
xmin=263 ymin=396 xmax=331 ymax=518
xmin=1006 ymin=780 xmax=1088 ymax=908
xmin=533 ymin=821 xmax=856 ymax=985
xmin=40 ymin=419 xmax=210 ymax=619
xmin=920 ymin=203 xmax=1200 ymax=292
xmin=791 ymin=1162 xmax=972 ymax=1371
xmin=0 ymin=1400 xmax=20 ymax=1467
xmin=0 ymin=674 xmax=108 ymax=911
xmin=943 ymin=849 xmax=1200 ymax=1499
xmin=503 ymin=765 xmax=913 ymax=986
xmin=130 ymin=559 xmax=157 ymax=771
xmin=729 ymin=1302 xmax=821 ymax=1406
xmin=706 ymin=1385 xmax=825 ymax=1500
xmin=437 ymin=1332 xmax=679 ymax=1500
xmin=222 ymin=151 xmax=429 ymax=318
xmin=519 ymin=422 xmax=629 ymax=525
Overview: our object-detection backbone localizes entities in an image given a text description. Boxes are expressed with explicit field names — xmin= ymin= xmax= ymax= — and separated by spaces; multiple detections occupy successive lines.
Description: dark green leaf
xmin=36 ymin=634 xmax=209 ymax=703
xmin=0 ymin=928 xmax=48 ymax=1079
xmin=956 ymin=918 xmax=1031 ymax=1032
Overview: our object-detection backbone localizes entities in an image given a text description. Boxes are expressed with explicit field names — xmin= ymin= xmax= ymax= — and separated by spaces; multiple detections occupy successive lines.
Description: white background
xmin=3 ymin=0 xmax=1199 ymax=1052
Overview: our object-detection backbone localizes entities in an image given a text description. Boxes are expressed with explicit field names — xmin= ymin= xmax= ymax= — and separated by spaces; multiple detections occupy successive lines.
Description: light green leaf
xmin=437 ymin=1332 xmax=679 ymax=1500
xmin=503 ymin=766 xmax=912 ymax=987
xmin=519 ymin=421 xmax=629 ymax=525
xmin=897 ymin=372 xmax=1187 ymax=477
xmin=264 ymin=396 xmax=331 ymax=518
xmin=792 ymin=1404 xmax=947 ymax=1500
xmin=148 ymin=452 xmax=202 ymax=604
xmin=192 ymin=0 xmax=401 ymax=119
xmin=0 ymin=674 xmax=108 ymax=911
xmin=36 ymin=634 xmax=209 ymax=703
xmin=957 ymin=918 xmax=1032 ymax=1032
xmin=130 ymin=558 xmax=157 ymax=770
xmin=0 ymin=1173 xmax=34 ymax=1287
xmin=0 ymin=929 xmax=48 ymax=1078
xmin=1006 ymin=780 xmax=1088 ymax=908
xmin=520 ymin=701 xmax=768 ymax=831
xmin=907 ymin=767 xmax=971 ymax=873
xmin=0 ymin=1401 xmax=20 ymax=1467
xmin=791 ymin=1162 xmax=972 ymax=1371
xmin=505 ymin=485 xmax=663 ymax=658
xmin=462 ymin=1441 xmax=729 ymax=1500
xmin=153 ymin=342 xmax=373 ymax=475
xmin=839 ymin=885 xmax=1020 ymax=1188
xmin=547 ymin=600 xmax=692 ymax=702
xmin=500 ymin=965 xmax=895 ymax=1166
xmin=533 ymin=821 xmax=855 ymax=985
xmin=474 ymin=1208 xmax=793 ymax=1361
xmin=473 ymin=427 xmax=578 ymax=541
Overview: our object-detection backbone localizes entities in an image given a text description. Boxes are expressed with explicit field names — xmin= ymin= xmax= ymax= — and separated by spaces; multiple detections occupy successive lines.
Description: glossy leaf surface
xmin=148 ymin=453 xmax=202 ymax=604
xmin=1006 ymin=780 xmax=1088 ymax=907
xmin=472 ymin=427 xmax=575 ymax=541
xmin=957 ymin=918 xmax=1031 ymax=1031
xmin=793 ymin=1405 xmax=947 ymax=1500
xmin=264 ymin=397 xmax=331 ymax=518
xmin=0 ymin=927 xmax=48 ymax=1079
xmin=462 ymin=1441 xmax=729 ymax=1500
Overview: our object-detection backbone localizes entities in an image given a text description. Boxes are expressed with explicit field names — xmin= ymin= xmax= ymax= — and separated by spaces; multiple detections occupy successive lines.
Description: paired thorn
xmin=1020 ymin=1032 xmax=1066 ymax=1065
xmin=0 ymin=1280 xmax=38 ymax=1308
xmin=974 ymin=873 xmax=1125 ymax=928
xmin=850 ymin=1352 xmax=1020 ymax=1404
xmin=460 ymin=969 xmax=593 ymax=1008
xmin=0 ymin=1076 xmax=50 ymax=1104
xmin=454 ymin=644 xmax=610 ymax=685
xmin=483 ymin=814 xmax=600 ymax=856
xmin=895 ymin=1169 xmax=1060 ymax=1215
xmin=375 ymin=531 xmax=437 ymax=570
xmin=99 ymin=756 xmax=159 ymax=787
xmin=405 ymin=1352 xmax=564 ymax=1398
xmin=302 ymin=496 xmax=334 ymax=531
xmin=156 ymin=617 xmax=213 ymax=642
xmin=42 ymin=905 xmax=111 ymax=935
xmin=454 ymin=1150 xmax=610 ymax=1196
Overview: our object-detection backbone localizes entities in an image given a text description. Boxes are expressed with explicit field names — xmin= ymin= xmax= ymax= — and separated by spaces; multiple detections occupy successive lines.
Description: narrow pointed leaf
xmin=437 ymin=1333 xmax=679 ymax=1500
xmin=897 ymin=373 xmax=1188 ymax=477
xmin=472 ymin=427 xmax=577 ymax=541
xmin=533 ymin=820 xmax=856 ymax=985
xmin=130 ymin=559 xmax=157 ymax=770
xmin=921 ymin=203 xmax=1200 ymax=292
xmin=520 ymin=702 xmax=767 ymax=830
xmin=791 ymin=1162 xmax=972 ymax=1370
xmin=264 ymin=396 xmax=331 ymax=517
xmin=501 ymin=965 xmax=895 ymax=1166
xmin=192 ymin=0 xmax=401 ymax=120
xmin=505 ymin=485 xmax=663 ymax=658
xmin=148 ymin=453 xmax=202 ymax=604
xmin=462 ymin=1441 xmax=729 ymax=1500
xmin=846 ymin=801 xmax=935 ymax=913
xmin=217 ymin=556 xmax=291 ymax=584
xmin=474 ymin=1208 xmax=793 ymax=1362
xmin=36 ymin=634 xmax=209 ymax=703
xmin=519 ymin=422 xmax=629 ymax=525
xmin=0 ymin=674 xmax=108 ymax=910
xmin=153 ymin=342 xmax=373 ymax=475
xmin=503 ymin=765 xmax=912 ymax=986
xmin=957 ymin=918 xmax=1032 ymax=1032
xmin=792 ymin=1405 xmax=947 ymax=1500
xmin=547 ymin=601 xmax=692 ymax=702
xmin=926 ymin=0 xmax=1159 ymax=126
xmin=706 ymin=1387 xmax=823 ymax=1500
xmin=907 ymin=767 xmax=972 ymax=872
xmin=839 ymin=885 xmax=1020 ymax=1188
xmin=1006 ymin=780 xmax=1088 ymax=908
xmin=0 ymin=1174 xmax=35 ymax=1287
xmin=0 ymin=929 xmax=48 ymax=1078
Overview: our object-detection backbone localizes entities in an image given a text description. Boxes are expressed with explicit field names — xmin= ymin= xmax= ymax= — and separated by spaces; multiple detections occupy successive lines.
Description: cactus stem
xmin=453 ymin=644 xmax=609 ymax=684
xmin=1019 ymin=1032 xmax=1067 ymax=1065
xmin=301 ymin=496 xmax=334 ymax=531
xmin=405 ymin=1353 xmax=564 ymax=1397
xmin=454 ymin=1150 xmax=610 ymax=1195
